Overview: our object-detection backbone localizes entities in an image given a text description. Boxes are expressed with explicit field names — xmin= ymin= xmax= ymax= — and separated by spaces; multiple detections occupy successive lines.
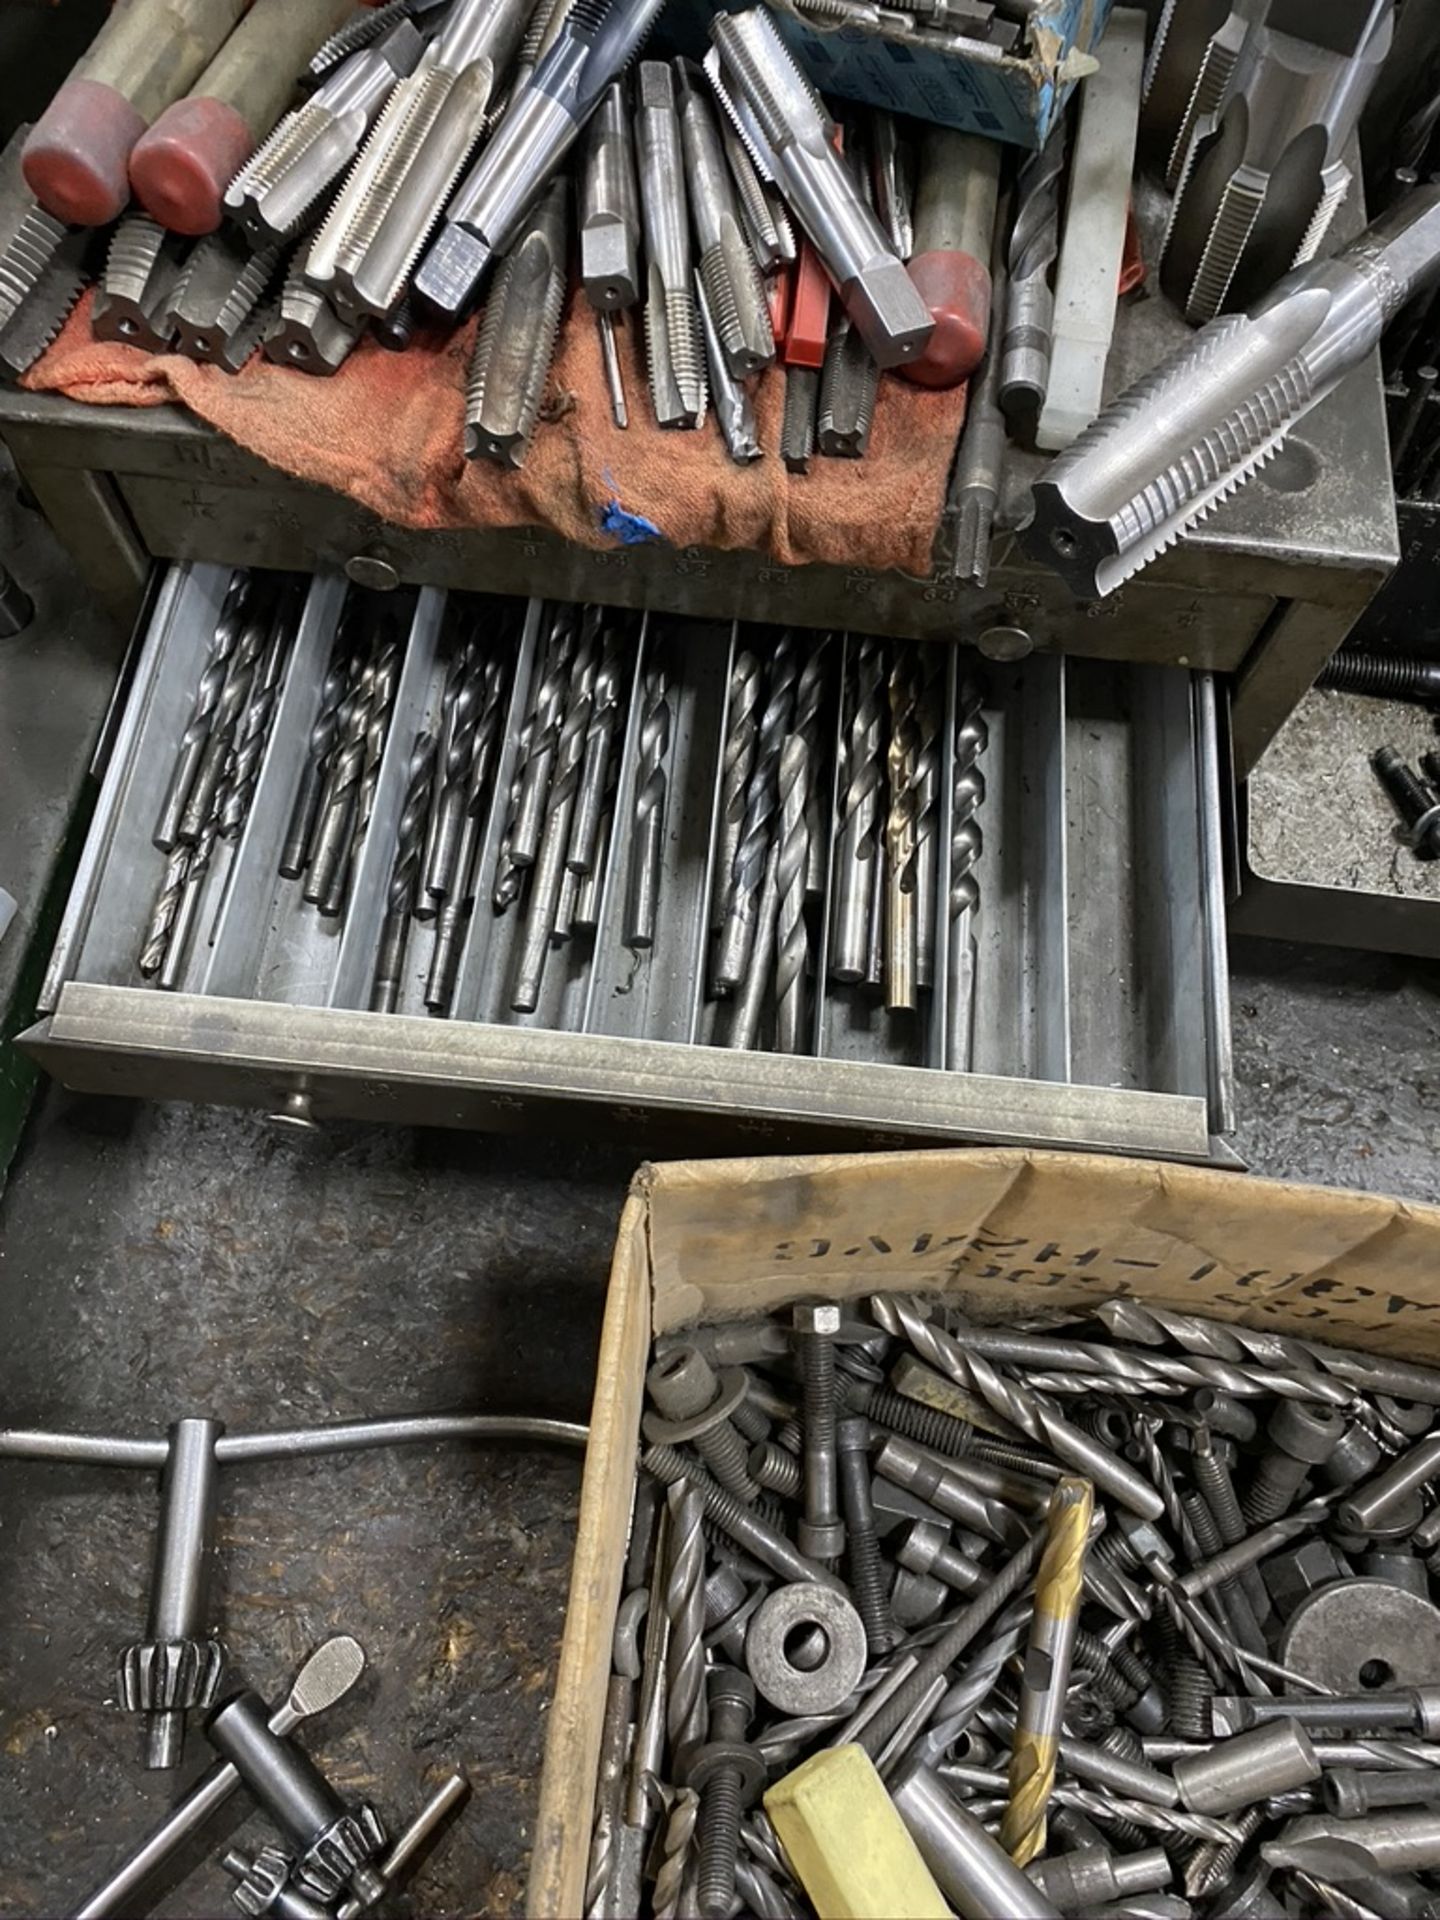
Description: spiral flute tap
xmin=1000 ymin=116 xmax=1066 ymax=430
xmin=1027 ymin=187 xmax=1440 ymax=600
xmin=664 ymin=1482 xmax=709 ymax=1760
xmin=224 ymin=22 xmax=424 ymax=247
xmin=871 ymin=1294 xmax=1165 ymax=1519
xmin=514 ymin=611 xmax=598 ymax=1009
xmin=624 ymin=662 xmax=672 ymax=951
xmin=464 ymin=175 xmax=570 ymax=468
xmin=885 ymin=645 xmax=924 ymax=1013
xmin=156 ymin=574 xmax=250 ymax=854
xmin=831 ymin=636 xmax=884 ymax=984
xmin=677 ymin=59 xmax=773 ymax=380
xmin=706 ymin=7 xmax=932 ymax=368
xmin=710 ymin=648 xmax=763 ymax=945
xmin=773 ymin=734 xmax=811 ymax=1055
xmin=946 ymin=672 xmax=987 ymax=1070
xmin=636 ymin=62 xmax=705 ymax=429
xmin=413 ymin=0 xmax=670 ymax=320
xmin=371 ymin=729 xmax=437 ymax=1013
xmin=1161 ymin=0 xmax=1394 ymax=325
xmin=716 ymin=631 xmax=798 ymax=991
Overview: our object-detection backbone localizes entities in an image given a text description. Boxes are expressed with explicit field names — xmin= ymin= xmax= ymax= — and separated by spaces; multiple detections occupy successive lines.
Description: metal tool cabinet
xmin=22 ymin=561 xmax=1235 ymax=1162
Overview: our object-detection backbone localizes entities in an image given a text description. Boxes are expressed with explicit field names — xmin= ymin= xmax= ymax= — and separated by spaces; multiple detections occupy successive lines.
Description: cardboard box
xmin=527 ymin=1146 xmax=1440 ymax=1917
xmin=771 ymin=0 xmax=1116 ymax=147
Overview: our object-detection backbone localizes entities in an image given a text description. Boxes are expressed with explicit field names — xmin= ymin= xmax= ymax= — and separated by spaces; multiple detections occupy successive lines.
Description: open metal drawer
xmin=22 ymin=563 xmax=1235 ymax=1161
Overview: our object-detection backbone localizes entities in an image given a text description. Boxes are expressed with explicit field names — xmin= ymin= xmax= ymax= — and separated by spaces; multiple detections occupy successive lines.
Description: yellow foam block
xmin=764 ymin=1743 xmax=955 ymax=1920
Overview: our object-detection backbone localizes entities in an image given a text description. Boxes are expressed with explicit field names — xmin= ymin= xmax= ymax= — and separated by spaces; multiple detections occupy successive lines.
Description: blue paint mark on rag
xmin=599 ymin=496 xmax=663 ymax=546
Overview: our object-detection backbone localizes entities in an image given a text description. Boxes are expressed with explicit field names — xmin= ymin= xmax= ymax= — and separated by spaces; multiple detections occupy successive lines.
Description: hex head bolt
xmin=1373 ymin=746 xmax=1440 ymax=860
xmin=835 ymin=1415 xmax=899 ymax=1656
xmin=792 ymin=1304 xmax=845 ymax=1562
xmin=645 ymin=1347 xmax=760 ymax=1503
xmin=1242 ymin=1402 xmax=1347 ymax=1527
xmin=206 ymin=1691 xmax=386 ymax=1906
xmin=116 ymin=1416 xmax=225 ymax=1770
xmin=686 ymin=1666 xmax=765 ymax=1920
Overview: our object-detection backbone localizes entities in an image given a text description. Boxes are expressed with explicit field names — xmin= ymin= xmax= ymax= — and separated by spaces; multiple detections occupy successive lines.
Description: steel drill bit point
xmin=181 ymin=602 xmax=271 ymax=844
xmin=727 ymin=835 xmax=781 ymax=1051
xmin=569 ymin=618 xmax=629 ymax=876
xmin=1029 ymin=187 xmax=1440 ymax=598
xmin=225 ymin=22 xmax=425 ymax=248
xmin=780 ymin=365 xmax=819 ymax=473
xmin=946 ymin=672 xmax=986 ymax=1070
xmin=219 ymin=594 xmax=297 ymax=839
xmin=511 ymin=607 xmax=579 ymax=871
xmin=885 ymin=645 xmax=923 ymax=1012
xmin=371 ymin=729 xmax=437 ymax=1013
xmin=652 ymin=1788 xmax=701 ymax=1920
xmin=1001 ymin=1476 xmax=1093 ymax=1866
xmin=465 ymin=177 xmax=569 ymax=468
xmin=282 ymin=636 xmax=355 ymax=880
xmin=716 ymin=631 xmax=798 ymax=990
xmin=1001 ymin=116 xmax=1066 ymax=432
xmin=139 ymin=847 xmax=193 ymax=980
xmin=93 ymin=214 xmax=187 ymax=352
xmin=831 ymin=636 xmax=884 ymax=983
xmin=677 ymin=59 xmax=774 ymax=380
xmin=581 ymin=79 xmax=641 ymax=309
xmin=638 ymin=61 xmax=706 ymax=429
xmin=772 ymin=733 xmax=811 ymax=1054
xmin=624 ymin=662 xmax=672 ymax=951
xmin=664 ymin=1483 xmax=708 ymax=1759
xmin=696 ymin=268 xmax=761 ymax=463
xmin=710 ymin=648 xmax=763 ymax=943
xmin=155 ymin=573 xmax=251 ymax=854
xmin=307 ymin=648 xmax=376 ymax=910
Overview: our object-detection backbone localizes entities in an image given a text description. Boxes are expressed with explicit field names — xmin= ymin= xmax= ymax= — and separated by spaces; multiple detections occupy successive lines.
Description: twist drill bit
xmin=624 ymin=662 xmax=672 ymax=951
xmin=871 ymin=1294 xmax=1166 ymax=1519
xmin=93 ymin=213 xmax=187 ymax=352
xmin=716 ymin=631 xmax=798 ymax=991
xmin=727 ymin=836 xmax=780 ymax=1051
xmin=1001 ymin=1476 xmax=1093 ymax=1866
xmin=939 ymin=1769 xmax=1245 ymax=1847
xmin=422 ymin=636 xmax=480 ymax=907
xmin=580 ymin=79 xmax=640 ymax=310
xmin=464 ymin=176 xmax=569 ymax=468
xmin=336 ymin=621 xmax=404 ymax=912
xmin=568 ymin=618 xmax=628 ymax=877
xmin=138 ymin=847 xmax=194 ymax=981
xmin=706 ymin=7 xmax=932 ymax=367
xmin=181 ymin=602 xmax=271 ymax=843
xmin=710 ymin=647 xmax=763 ymax=942
xmin=676 ymin=59 xmax=773 ymax=380
xmin=885 ymin=645 xmax=924 ymax=1012
xmin=831 ymin=636 xmax=884 ymax=984
xmin=1001 ymin=116 xmax=1066 ymax=434
xmin=652 ymin=1788 xmax=701 ymax=1920
xmin=1029 ymin=186 xmax=1440 ymax=599
xmin=512 ymin=606 xmax=578 ymax=871
xmin=665 ymin=1482 xmax=708 ymax=1760
xmin=637 ymin=62 xmax=705 ymax=429
xmin=306 ymin=648 xmax=376 ymax=909
xmin=219 ymin=593 xmax=296 ymax=839
xmin=371 ymin=730 xmax=437 ymax=1013
xmin=780 ymin=364 xmax=819 ymax=473
xmin=772 ymin=734 xmax=810 ymax=1055
xmin=155 ymin=573 xmax=250 ymax=854
xmin=427 ymin=650 xmax=509 ymax=1016
xmin=492 ymin=697 xmax=535 ymax=914
xmin=225 ymin=22 xmax=424 ymax=247
xmin=1162 ymin=0 xmax=1394 ymax=325
xmin=264 ymin=254 xmax=364 ymax=376
xmin=911 ymin=650 xmax=944 ymax=993
xmin=513 ymin=610 xmax=599 ymax=1011
xmin=282 ymin=629 xmax=358 ymax=880
xmin=946 ymin=672 xmax=986 ymax=1070
xmin=696 ymin=267 xmax=761 ymax=462
xmin=792 ymin=646 xmax=828 ymax=899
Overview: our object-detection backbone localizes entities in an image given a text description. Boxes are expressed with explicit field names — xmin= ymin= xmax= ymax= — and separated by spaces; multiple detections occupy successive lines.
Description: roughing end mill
xmin=1161 ymin=0 xmax=1395 ymax=325
xmin=1027 ymin=186 xmax=1440 ymax=599
xmin=580 ymin=79 xmax=641 ymax=310
xmin=637 ymin=61 xmax=706 ymax=430
xmin=1000 ymin=1476 xmax=1093 ymax=1866
xmin=464 ymin=175 xmax=569 ymax=468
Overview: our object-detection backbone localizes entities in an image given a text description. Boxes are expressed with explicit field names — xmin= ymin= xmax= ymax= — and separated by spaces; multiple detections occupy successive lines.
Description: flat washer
xmin=1280 ymin=1578 xmax=1440 ymax=1692
xmin=745 ymin=1582 xmax=867 ymax=1716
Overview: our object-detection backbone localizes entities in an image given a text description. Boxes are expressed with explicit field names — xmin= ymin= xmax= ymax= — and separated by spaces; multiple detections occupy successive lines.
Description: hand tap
xmin=464 ymin=175 xmax=569 ymax=466
xmin=637 ymin=60 xmax=705 ymax=429
xmin=264 ymin=251 xmax=364 ymax=374
xmin=580 ymin=78 xmax=641 ymax=310
xmin=412 ymin=0 xmax=668 ymax=320
xmin=697 ymin=267 xmax=762 ymax=461
xmin=224 ymin=21 xmax=424 ymax=247
xmin=706 ymin=5 xmax=933 ymax=368
xmin=676 ymin=59 xmax=773 ymax=380
xmin=1026 ymin=185 xmax=1440 ymax=598
xmin=93 ymin=213 xmax=188 ymax=352
xmin=306 ymin=0 xmax=449 ymax=82
xmin=1162 ymin=0 xmax=1395 ymax=324
xmin=165 ymin=229 xmax=281 ymax=369
xmin=717 ymin=110 xmax=794 ymax=273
